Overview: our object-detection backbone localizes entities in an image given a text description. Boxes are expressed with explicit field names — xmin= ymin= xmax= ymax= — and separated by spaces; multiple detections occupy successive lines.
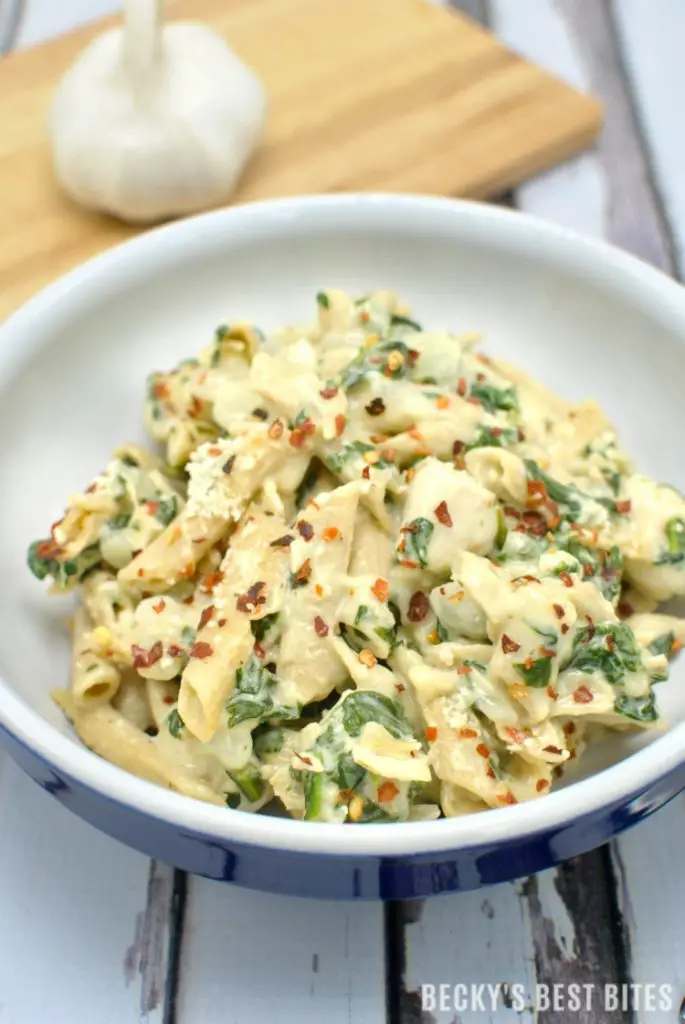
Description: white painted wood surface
xmin=178 ymin=881 xmax=386 ymax=1024
xmin=1 ymin=3 xmax=685 ymax=1023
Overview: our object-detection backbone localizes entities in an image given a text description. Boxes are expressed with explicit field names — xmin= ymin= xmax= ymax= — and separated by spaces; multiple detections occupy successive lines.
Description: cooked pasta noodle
xmin=29 ymin=289 xmax=684 ymax=822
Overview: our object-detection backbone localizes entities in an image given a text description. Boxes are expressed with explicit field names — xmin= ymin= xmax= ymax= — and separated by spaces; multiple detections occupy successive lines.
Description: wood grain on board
xmin=0 ymin=0 xmax=602 ymax=321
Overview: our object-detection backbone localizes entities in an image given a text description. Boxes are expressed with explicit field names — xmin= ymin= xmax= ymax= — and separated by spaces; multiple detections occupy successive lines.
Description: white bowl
xmin=1 ymin=194 xmax=684 ymax=899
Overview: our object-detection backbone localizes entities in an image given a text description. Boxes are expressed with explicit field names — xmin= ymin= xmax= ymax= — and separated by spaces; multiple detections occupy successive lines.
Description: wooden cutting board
xmin=0 ymin=0 xmax=602 ymax=321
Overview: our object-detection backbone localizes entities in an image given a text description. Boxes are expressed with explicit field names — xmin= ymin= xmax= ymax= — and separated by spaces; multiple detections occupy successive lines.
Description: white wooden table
xmin=2 ymin=3 xmax=685 ymax=1022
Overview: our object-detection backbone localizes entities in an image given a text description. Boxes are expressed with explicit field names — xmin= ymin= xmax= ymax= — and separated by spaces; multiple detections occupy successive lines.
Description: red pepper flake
xmin=207 ymin=446 xmax=222 ymax=456
xmin=615 ymin=499 xmax=632 ymax=515
xmin=486 ymin=765 xmax=496 ymax=779
xmin=200 ymin=570 xmax=224 ymax=594
xmin=217 ymin=618 xmax=227 ymax=627
xmin=536 ymin=779 xmax=550 ymax=793
xmin=152 ymin=380 xmax=169 ymax=400
xmin=314 ymin=584 xmax=324 ymax=598
xmin=254 ymin=641 xmax=266 ymax=659
xmin=360 ymin=310 xmax=370 ymax=322
xmin=377 ymin=780 xmax=399 ymax=804
xmin=137 ymin=568 xmax=145 ymax=578
xmin=452 ymin=440 xmax=466 ymax=462
xmin=294 ymin=559 xmax=312 ymax=585
xmin=395 ymin=682 xmax=406 ymax=693
xmin=162 ymin=694 xmax=175 ymax=705
xmin=380 ymin=448 xmax=397 ymax=463
xmin=290 ymin=418 xmax=316 ymax=448
xmin=544 ymin=745 xmax=563 ymax=755
xmin=563 ymin=722 xmax=576 ymax=736
xmin=503 ymin=505 xmax=520 ymax=521
xmin=573 ymin=684 xmax=594 ymax=704
xmin=297 ymin=520 xmax=314 ymax=541
xmin=459 ymin=727 xmax=478 ymax=739
xmin=498 ymin=792 xmax=518 ymax=805
xmin=456 ymin=377 xmax=467 ymax=397
xmin=270 ymin=534 xmax=294 ymax=548
xmin=407 ymin=591 xmax=430 ymax=622
xmin=560 ymin=623 xmax=570 ymax=634
xmin=314 ymin=615 xmax=329 ymax=638
xmin=399 ymin=559 xmax=418 ymax=569
xmin=408 ymin=427 xmax=424 ymax=442
xmin=222 ymin=455 xmax=236 ymax=475
xmin=320 ymin=386 xmax=339 ymax=400
xmin=582 ymin=563 xmax=594 ymax=578
xmin=168 ymin=644 xmax=183 ymax=658
xmin=504 ymin=727 xmax=527 ymax=744
xmin=407 ymin=348 xmax=420 ymax=367
xmin=37 ymin=538 xmax=63 ymax=559
xmin=501 ymin=633 xmax=521 ymax=654
xmin=131 ymin=641 xmax=163 ymax=669
xmin=436 ymin=396 xmax=450 ymax=410
xmin=198 ymin=604 xmax=215 ymax=630
xmin=605 ymin=634 xmax=617 ymax=653
xmin=476 ymin=743 xmax=490 ymax=759
xmin=152 ymin=599 xmax=166 ymax=614
xmin=188 ymin=395 xmax=204 ymax=419
xmin=618 ymin=601 xmax=634 ymax=620
xmin=189 ymin=641 xmax=214 ymax=660
xmin=540 ymin=646 xmax=557 ymax=658
xmin=552 ymin=603 xmax=565 ymax=619
xmin=526 ymin=480 xmax=548 ymax=506
xmin=371 ymin=578 xmax=389 ymax=602
xmin=522 ymin=511 xmax=548 ymax=537
xmin=434 ymin=500 xmax=453 ymax=527
xmin=365 ymin=397 xmax=386 ymax=416
xmin=323 ymin=527 xmax=340 ymax=541
xmin=456 ymin=666 xmax=473 ymax=676
xmin=362 ymin=465 xmax=371 ymax=480
xmin=547 ymin=686 xmax=558 ymax=700
xmin=236 ymin=581 xmax=267 ymax=613
xmin=268 ymin=418 xmax=284 ymax=439
xmin=425 ymin=726 xmax=438 ymax=742
xmin=180 ymin=562 xmax=196 ymax=580
xmin=334 ymin=414 xmax=346 ymax=437
xmin=558 ymin=571 xmax=574 ymax=588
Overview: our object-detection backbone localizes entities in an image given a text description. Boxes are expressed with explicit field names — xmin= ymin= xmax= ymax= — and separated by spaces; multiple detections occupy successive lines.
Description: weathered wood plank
xmin=175 ymin=878 xmax=386 ymax=1024
xmin=494 ymin=0 xmax=673 ymax=270
xmin=0 ymin=755 xmax=174 ymax=1024
xmin=612 ymin=796 xmax=685 ymax=1021
xmin=613 ymin=0 xmax=685 ymax=276
xmin=400 ymin=883 xmax=537 ymax=1022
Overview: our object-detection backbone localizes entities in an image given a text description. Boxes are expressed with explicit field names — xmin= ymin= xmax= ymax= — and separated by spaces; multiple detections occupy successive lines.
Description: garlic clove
xmin=50 ymin=8 xmax=266 ymax=224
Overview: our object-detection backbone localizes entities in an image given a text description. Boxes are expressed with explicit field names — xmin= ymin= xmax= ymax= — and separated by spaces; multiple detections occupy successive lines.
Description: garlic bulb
xmin=50 ymin=0 xmax=266 ymax=223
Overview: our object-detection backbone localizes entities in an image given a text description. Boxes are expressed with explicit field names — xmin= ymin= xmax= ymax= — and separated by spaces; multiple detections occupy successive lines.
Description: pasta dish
xmin=27 ymin=290 xmax=685 ymax=823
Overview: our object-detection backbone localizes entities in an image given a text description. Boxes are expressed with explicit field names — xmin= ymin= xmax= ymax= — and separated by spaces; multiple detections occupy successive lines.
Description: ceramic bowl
xmin=2 ymin=194 xmax=685 ymax=899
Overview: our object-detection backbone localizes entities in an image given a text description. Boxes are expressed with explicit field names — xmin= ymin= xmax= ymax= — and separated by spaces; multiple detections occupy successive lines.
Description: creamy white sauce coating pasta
xmin=29 ymin=290 xmax=685 ymax=822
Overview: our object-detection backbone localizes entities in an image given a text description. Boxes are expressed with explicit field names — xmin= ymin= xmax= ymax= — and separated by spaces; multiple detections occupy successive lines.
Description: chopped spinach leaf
xmin=167 ymin=709 xmax=185 ymax=738
xmin=649 ymin=632 xmax=677 ymax=658
xmin=656 ymin=517 xmax=685 ymax=565
xmin=514 ymin=655 xmax=554 ymax=688
xmin=316 ymin=291 xmax=330 ymax=309
xmin=251 ymin=613 xmax=280 ymax=643
xmin=390 ymin=313 xmax=422 ymax=332
xmin=565 ymin=621 xmax=642 ymax=684
xmin=226 ymin=655 xmax=299 ymax=727
xmin=228 ymin=762 xmax=264 ymax=802
xmin=614 ymin=691 xmax=658 ymax=724
xmin=401 ymin=517 xmax=434 ymax=568
xmin=341 ymin=691 xmax=409 ymax=739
